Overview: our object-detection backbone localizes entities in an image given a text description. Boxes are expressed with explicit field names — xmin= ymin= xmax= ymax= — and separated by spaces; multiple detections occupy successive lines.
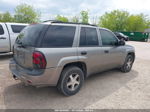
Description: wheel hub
xmin=126 ymin=58 xmax=133 ymax=70
xmin=67 ymin=73 xmax=80 ymax=91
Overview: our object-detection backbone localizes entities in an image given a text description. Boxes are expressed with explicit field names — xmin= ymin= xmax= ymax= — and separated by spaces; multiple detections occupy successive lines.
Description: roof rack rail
xmin=43 ymin=20 xmax=97 ymax=26
xmin=42 ymin=20 xmax=62 ymax=23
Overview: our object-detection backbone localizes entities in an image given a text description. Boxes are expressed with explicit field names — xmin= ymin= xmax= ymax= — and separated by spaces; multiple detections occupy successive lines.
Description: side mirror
xmin=118 ymin=40 xmax=125 ymax=46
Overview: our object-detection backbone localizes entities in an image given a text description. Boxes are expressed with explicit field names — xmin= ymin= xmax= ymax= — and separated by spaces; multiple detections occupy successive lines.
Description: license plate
xmin=16 ymin=50 xmax=25 ymax=64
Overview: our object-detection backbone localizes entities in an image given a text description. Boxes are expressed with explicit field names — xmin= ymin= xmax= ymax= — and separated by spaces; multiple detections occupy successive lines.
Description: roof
xmin=42 ymin=20 xmax=111 ymax=31
xmin=43 ymin=20 xmax=97 ymax=27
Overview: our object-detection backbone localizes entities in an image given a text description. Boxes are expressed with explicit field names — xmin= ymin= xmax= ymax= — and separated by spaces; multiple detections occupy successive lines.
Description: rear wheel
xmin=57 ymin=66 xmax=84 ymax=96
xmin=121 ymin=55 xmax=134 ymax=73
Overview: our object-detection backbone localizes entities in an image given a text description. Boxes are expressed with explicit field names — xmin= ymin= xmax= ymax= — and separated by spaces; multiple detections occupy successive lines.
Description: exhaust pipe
xmin=13 ymin=75 xmax=18 ymax=80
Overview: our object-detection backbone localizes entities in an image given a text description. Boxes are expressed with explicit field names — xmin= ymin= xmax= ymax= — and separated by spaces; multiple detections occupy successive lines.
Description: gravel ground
xmin=0 ymin=41 xmax=150 ymax=109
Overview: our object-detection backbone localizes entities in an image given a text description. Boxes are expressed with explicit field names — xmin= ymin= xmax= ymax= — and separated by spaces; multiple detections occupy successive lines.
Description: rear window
xmin=42 ymin=25 xmax=76 ymax=47
xmin=11 ymin=25 xmax=26 ymax=33
xmin=16 ymin=24 xmax=47 ymax=46
xmin=0 ymin=25 xmax=4 ymax=35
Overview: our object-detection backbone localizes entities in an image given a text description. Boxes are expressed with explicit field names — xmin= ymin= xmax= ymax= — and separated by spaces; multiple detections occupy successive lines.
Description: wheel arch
xmin=60 ymin=61 xmax=87 ymax=79
xmin=127 ymin=52 xmax=135 ymax=61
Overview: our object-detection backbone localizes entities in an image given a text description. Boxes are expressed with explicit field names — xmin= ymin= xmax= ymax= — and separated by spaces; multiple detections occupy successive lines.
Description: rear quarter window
xmin=42 ymin=25 xmax=76 ymax=47
xmin=0 ymin=25 xmax=4 ymax=35
xmin=11 ymin=25 xmax=26 ymax=33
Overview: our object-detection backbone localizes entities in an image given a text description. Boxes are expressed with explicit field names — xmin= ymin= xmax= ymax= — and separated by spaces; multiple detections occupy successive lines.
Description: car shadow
xmin=3 ymin=69 xmax=138 ymax=109
xmin=0 ymin=55 xmax=12 ymax=61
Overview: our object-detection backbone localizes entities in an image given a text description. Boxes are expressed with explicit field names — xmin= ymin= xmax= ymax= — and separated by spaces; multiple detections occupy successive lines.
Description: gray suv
xmin=9 ymin=21 xmax=135 ymax=96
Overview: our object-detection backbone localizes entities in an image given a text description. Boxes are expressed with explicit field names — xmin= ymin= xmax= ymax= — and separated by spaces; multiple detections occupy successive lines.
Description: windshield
xmin=16 ymin=24 xmax=47 ymax=47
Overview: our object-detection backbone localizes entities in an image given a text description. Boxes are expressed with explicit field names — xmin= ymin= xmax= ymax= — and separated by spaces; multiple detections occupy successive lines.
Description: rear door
xmin=0 ymin=23 xmax=10 ymax=53
xmin=77 ymin=26 xmax=102 ymax=75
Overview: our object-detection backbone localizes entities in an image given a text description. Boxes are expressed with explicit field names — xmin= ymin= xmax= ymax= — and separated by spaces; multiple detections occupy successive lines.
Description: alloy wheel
xmin=66 ymin=73 xmax=80 ymax=91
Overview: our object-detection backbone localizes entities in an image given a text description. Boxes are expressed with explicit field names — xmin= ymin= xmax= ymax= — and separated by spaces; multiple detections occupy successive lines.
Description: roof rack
xmin=42 ymin=20 xmax=62 ymax=23
xmin=42 ymin=20 xmax=97 ymax=27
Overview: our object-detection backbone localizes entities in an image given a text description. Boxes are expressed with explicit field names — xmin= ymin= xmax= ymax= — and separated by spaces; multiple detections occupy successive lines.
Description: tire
xmin=120 ymin=55 xmax=134 ymax=73
xmin=57 ymin=66 xmax=84 ymax=96
xmin=126 ymin=37 xmax=129 ymax=41
xmin=145 ymin=39 xmax=148 ymax=42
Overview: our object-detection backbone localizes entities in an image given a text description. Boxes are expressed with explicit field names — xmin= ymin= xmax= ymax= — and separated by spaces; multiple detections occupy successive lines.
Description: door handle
xmin=81 ymin=51 xmax=87 ymax=55
xmin=104 ymin=50 xmax=109 ymax=53
xmin=0 ymin=37 xmax=6 ymax=39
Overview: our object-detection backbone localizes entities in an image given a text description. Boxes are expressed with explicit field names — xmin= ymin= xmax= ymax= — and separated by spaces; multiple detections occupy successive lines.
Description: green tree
xmin=0 ymin=12 xmax=14 ymax=22
xmin=99 ymin=10 xmax=129 ymax=31
xmin=80 ymin=10 xmax=89 ymax=24
xmin=55 ymin=15 xmax=68 ymax=22
xmin=71 ymin=16 xmax=79 ymax=23
xmin=0 ymin=13 xmax=3 ymax=22
xmin=2 ymin=12 xmax=14 ymax=22
xmin=14 ymin=4 xmax=40 ymax=23
xmin=126 ymin=14 xmax=150 ymax=32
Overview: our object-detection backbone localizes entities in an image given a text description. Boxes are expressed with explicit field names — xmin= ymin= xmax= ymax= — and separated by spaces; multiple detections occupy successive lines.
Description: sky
xmin=0 ymin=0 xmax=150 ymax=21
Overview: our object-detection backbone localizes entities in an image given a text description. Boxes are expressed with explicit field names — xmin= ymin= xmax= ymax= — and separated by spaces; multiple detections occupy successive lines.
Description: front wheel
xmin=120 ymin=55 xmax=134 ymax=73
xmin=57 ymin=66 xmax=84 ymax=96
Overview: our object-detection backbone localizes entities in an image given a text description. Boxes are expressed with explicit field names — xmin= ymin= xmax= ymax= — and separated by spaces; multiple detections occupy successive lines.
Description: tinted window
xmin=11 ymin=25 xmax=26 ymax=33
xmin=0 ymin=25 xmax=4 ymax=35
xmin=80 ymin=27 xmax=99 ymax=47
xmin=100 ymin=29 xmax=118 ymax=46
xmin=43 ymin=25 xmax=76 ymax=47
xmin=16 ymin=24 xmax=47 ymax=46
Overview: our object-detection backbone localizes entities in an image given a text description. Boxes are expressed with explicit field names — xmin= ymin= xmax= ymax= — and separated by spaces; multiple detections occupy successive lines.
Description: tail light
xmin=32 ymin=51 xmax=47 ymax=69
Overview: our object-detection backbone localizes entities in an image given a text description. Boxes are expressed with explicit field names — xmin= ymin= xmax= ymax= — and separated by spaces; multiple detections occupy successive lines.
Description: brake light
xmin=32 ymin=52 xmax=47 ymax=69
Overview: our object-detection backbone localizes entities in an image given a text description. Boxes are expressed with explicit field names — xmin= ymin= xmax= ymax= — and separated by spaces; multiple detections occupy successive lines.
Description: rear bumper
xmin=9 ymin=59 xmax=62 ymax=87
